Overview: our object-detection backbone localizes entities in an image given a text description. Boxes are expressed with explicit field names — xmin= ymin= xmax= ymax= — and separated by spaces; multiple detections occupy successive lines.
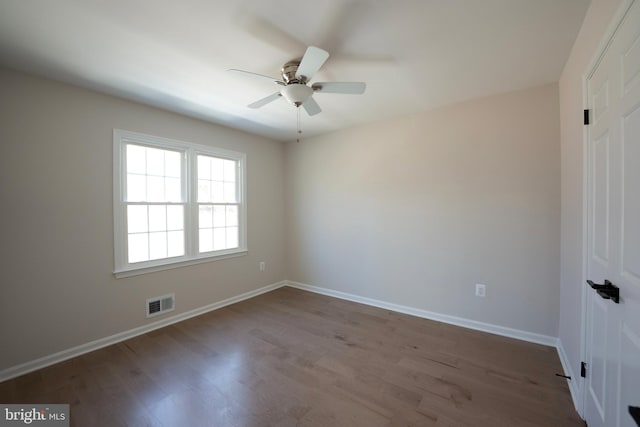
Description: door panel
xmin=589 ymin=54 xmax=612 ymax=283
xmin=587 ymin=295 xmax=608 ymax=418
xmin=593 ymin=134 xmax=610 ymax=266
xmin=593 ymin=80 xmax=610 ymax=124
xmin=585 ymin=1 xmax=640 ymax=427
xmin=585 ymin=17 xmax=615 ymax=426
xmin=621 ymin=98 xmax=640 ymax=281
xmin=621 ymin=8 xmax=640 ymax=92
xmin=619 ymin=313 xmax=640 ymax=427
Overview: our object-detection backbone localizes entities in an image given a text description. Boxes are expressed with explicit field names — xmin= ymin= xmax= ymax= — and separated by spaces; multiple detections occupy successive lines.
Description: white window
xmin=113 ymin=129 xmax=246 ymax=277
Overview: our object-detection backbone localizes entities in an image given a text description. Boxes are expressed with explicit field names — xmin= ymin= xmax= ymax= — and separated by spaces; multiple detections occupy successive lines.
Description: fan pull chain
xmin=296 ymin=107 xmax=302 ymax=143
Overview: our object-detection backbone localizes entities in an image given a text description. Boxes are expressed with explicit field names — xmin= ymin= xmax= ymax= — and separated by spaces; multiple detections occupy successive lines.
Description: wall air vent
xmin=146 ymin=293 xmax=175 ymax=318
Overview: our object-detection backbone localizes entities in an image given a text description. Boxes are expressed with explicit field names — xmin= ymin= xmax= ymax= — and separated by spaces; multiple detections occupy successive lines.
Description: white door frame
xmin=579 ymin=0 xmax=636 ymax=417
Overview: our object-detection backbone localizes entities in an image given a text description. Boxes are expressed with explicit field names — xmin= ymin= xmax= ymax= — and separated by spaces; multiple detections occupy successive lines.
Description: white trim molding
xmin=1 ymin=278 xmax=573 ymax=402
xmin=112 ymin=128 xmax=248 ymax=277
xmin=0 ymin=281 xmax=286 ymax=383
xmin=284 ymin=281 xmax=581 ymax=410
xmin=557 ymin=339 xmax=581 ymax=412
xmin=577 ymin=0 xmax=637 ymax=419
xmin=285 ymin=281 xmax=558 ymax=347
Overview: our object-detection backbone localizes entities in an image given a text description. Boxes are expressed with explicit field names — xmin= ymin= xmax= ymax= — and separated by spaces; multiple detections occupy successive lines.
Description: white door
xmin=584 ymin=1 xmax=640 ymax=426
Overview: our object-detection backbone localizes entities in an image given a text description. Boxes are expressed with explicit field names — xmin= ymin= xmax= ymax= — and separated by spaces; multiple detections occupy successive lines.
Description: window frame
xmin=113 ymin=129 xmax=247 ymax=278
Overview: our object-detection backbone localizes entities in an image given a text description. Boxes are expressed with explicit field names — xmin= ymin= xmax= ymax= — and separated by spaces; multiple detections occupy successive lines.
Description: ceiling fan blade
xmin=296 ymin=46 xmax=330 ymax=81
xmin=248 ymin=91 xmax=282 ymax=109
xmin=228 ymin=69 xmax=284 ymax=85
xmin=234 ymin=12 xmax=306 ymax=54
xmin=312 ymin=82 xmax=366 ymax=94
xmin=302 ymin=97 xmax=322 ymax=116
xmin=318 ymin=1 xmax=368 ymax=55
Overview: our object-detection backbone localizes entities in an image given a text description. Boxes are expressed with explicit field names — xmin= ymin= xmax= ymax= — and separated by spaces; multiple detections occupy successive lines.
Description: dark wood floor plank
xmin=0 ymin=287 xmax=584 ymax=426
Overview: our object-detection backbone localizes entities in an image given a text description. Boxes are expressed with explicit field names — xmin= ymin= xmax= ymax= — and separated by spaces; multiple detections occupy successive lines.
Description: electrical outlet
xmin=475 ymin=283 xmax=486 ymax=297
xmin=259 ymin=261 xmax=265 ymax=271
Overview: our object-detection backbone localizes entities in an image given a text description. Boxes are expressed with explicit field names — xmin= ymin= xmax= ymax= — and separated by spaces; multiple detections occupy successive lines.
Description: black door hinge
xmin=584 ymin=109 xmax=590 ymax=125
xmin=581 ymin=361 xmax=587 ymax=378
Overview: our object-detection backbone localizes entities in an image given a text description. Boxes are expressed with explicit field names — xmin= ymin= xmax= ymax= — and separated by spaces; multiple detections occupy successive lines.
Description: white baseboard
xmin=285 ymin=281 xmax=558 ymax=347
xmin=556 ymin=339 xmax=581 ymax=413
xmin=0 ymin=279 xmax=569 ymax=394
xmin=0 ymin=281 xmax=287 ymax=383
xmin=285 ymin=282 xmax=585 ymax=413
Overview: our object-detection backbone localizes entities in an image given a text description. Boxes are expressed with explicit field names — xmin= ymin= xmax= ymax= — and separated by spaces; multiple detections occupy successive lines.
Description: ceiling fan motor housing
xmin=281 ymin=60 xmax=303 ymax=84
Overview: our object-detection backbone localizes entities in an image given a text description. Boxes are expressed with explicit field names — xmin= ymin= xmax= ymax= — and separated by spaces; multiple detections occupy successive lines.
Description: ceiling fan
xmin=228 ymin=46 xmax=366 ymax=116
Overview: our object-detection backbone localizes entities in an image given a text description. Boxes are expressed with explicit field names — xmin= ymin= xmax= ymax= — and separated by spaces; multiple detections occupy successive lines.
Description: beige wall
xmin=0 ymin=68 xmax=286 ymax=371
xmin=285 ymin=84 xmax=561 ymax=337
xmin=558 ymin=0 xmax=626 ymax=390
xmin=1 ymin=21 xmax=602 ymax=372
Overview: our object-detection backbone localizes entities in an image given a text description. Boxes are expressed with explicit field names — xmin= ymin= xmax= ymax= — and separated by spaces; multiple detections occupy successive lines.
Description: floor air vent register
xmin=146 ymin=293 xmax=175 ymax=318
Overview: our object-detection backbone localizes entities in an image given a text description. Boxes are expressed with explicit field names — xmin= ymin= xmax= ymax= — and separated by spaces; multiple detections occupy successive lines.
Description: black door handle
xmin=630 ymin=406 xmax=640 ymax=426
xmin=586 ymin=280 xmax=620 ymax=304
xmin=596 ymin=288 xmax=620 ymax=303
xmin=587 ymin=279 xmax=612 ymax=289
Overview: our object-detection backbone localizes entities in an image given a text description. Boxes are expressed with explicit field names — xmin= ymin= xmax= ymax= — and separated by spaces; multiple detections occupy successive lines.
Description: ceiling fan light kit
xmin=281 ymin=84 xmax=313 ymax=107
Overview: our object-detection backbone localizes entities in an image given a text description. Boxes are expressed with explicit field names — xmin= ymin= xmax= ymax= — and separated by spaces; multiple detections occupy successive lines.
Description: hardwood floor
xmin=0 ymin=287 xmax=584 ymax=426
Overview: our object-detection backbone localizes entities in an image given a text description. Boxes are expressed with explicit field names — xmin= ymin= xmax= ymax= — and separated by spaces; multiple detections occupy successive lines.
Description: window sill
xmin=114 ymin=250 xmax=248 ymax=279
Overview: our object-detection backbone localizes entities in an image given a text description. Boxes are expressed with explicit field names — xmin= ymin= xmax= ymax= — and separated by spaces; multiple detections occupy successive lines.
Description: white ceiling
xmin=0 ymin=0 xmax=590 ymax=141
